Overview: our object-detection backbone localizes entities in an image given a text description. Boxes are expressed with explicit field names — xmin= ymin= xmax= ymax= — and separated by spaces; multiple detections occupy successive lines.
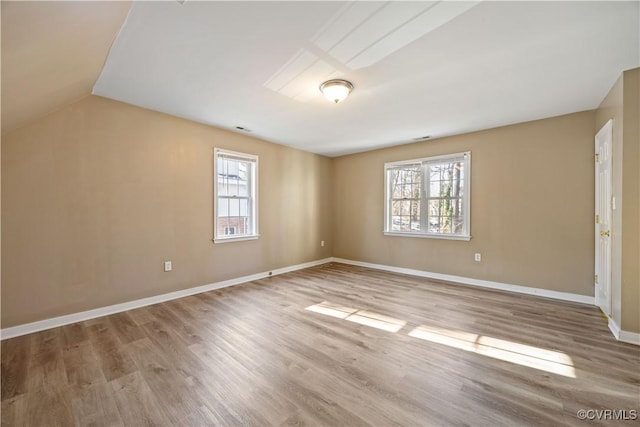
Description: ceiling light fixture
xmin=319 ymin=79 xmax=354 ymax=104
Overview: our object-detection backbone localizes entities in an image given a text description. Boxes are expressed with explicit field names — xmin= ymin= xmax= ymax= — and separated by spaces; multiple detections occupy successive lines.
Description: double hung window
xmin=214 ymin=149 xmax=258 ymax=243
xmin=384 ymin=152 xmax=470 ymax=240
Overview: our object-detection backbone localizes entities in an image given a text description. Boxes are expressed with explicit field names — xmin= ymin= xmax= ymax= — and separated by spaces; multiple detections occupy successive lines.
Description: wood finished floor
xmin=2 ymin=262 xmax=639 ymax=426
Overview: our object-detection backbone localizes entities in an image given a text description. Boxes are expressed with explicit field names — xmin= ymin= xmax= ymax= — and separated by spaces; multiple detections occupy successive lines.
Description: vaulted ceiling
xmin=3 ymin=1 xmax=639 ymax=156
xmin=1 ymin=1 xmax=131 ymax=134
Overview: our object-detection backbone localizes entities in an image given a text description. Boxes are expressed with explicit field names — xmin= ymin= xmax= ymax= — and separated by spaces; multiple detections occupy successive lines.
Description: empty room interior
xmin=1 ymin=1 xmax=639 ymax=426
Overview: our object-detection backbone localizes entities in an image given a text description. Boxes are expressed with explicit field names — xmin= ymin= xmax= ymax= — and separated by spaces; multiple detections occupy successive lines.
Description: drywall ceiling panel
xmin=86 ymin=1 xmax=638 ymax=156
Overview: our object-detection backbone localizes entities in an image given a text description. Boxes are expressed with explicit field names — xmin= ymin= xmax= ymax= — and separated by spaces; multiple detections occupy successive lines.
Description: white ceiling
xmin=93 ymin=1 xmax=639 ymax=157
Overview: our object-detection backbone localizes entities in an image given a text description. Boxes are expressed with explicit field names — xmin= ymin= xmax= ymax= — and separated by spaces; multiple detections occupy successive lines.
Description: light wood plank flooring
xmin=2 ymin=263 xmax=639 ymax=426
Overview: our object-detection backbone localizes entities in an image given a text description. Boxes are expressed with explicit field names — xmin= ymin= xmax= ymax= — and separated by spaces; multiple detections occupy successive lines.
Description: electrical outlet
xmin=321 ymin=240 xmax=325 ymax=247
xmin=474 ymin=253 xmax=481 ymax=262
xmin=164 ymin=261 xmax=172 ymax=272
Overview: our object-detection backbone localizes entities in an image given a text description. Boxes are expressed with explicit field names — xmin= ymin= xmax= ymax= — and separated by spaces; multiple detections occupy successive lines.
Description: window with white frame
xmin=384 ymin=152 xmax=470 ymax=240
xmin=214 ymin=148 xmax=258 ymax=243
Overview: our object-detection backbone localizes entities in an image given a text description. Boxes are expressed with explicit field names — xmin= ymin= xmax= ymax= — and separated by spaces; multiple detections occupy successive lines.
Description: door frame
xmin=594 ymin=119 xmax=613 ymax=316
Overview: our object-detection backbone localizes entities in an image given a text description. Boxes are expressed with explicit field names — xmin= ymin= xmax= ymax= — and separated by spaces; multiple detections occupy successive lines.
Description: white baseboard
xmin=619 ymin=330 xmax=640 ymax=345
xmin=608 ymin=317 xmax=621 ymax=339
xmin=7 ymin=256 xmax=634 ymax=344
xmin=608 ymin=317 xmax=640 ymax=345
xmin=0 ymin=257 xmax=333 ymax=340
xmin=331 ymin=258 xmax=640 ymax=345
xmin=331 ymin=257 xmax=595 ymax=305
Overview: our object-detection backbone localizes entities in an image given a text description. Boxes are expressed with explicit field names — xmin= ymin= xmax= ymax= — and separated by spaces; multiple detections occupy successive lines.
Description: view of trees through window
xmin=389 ymin=165 xmax=422 ymax=232
xmin=388 ymin=156 xmax=466 ymax=235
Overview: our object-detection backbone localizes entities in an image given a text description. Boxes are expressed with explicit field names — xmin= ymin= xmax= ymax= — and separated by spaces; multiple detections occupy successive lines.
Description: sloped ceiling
xmin=1 ymin=1 xmax=131 ymax=134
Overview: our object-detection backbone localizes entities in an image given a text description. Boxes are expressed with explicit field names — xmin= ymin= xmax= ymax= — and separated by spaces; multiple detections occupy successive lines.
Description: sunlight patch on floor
xmin=409 ymin=325 xmax=576 ymax=378
xmin=305 ymin=301 xmax=406 ymax=332
xmin=305 ymin=301 xmax=358 ymax=319
xmin=305 ymin=301 xmax=576 ymax=378
xmin=345 ymin=310 xmax=406 ymax=333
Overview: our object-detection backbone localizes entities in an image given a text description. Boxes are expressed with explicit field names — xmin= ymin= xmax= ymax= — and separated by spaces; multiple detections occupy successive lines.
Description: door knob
xmin=600 ymin=230 xmax=610 ymax=237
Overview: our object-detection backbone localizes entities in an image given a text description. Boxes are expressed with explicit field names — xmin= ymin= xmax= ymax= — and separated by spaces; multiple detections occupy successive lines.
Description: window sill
xmin=213 ymin=235 xmax=260 ymax=244
xmin=383 ymin=231 xmax=471 ymax=241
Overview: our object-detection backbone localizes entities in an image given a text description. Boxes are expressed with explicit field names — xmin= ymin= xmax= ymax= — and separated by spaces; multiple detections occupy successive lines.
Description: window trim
xmin=383 ymin=151 xmax=471 ymax=241
xmin=213 ymin=148 xmax=259 ymax=244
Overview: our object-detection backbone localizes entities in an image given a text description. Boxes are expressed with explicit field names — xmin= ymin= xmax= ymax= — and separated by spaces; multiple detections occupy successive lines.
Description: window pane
xmin=215 ymin=150 xmax=257 ymax=240
xmin=231 ymin=177 xmax=240 ymax=197
xmin=392 ymin=200 xmax=410 ymax=216
xmin=426 ymin=216 xmax=448 ymax=233
xmin=440 ymin=217 xmax=453 ymax=233
xmin=218 ymin=198 xmax=229 ymax=217
xmin=386 ymin=153 xmax=468 ymax=237
xmin=217 ymin=157 xmax=228 ymax=196
xmin=428 ymin=199 xmax=441 ymax=217
xmin=392 ymin=184 xmax=403 ymax=199
xmin=429 ymin=167 xmax=442 ymax=182
xmin=410 ymin=200 xmax=421 ymax=231
xmin=239 ymin=198 xmax=248 ymax=217
xmin=390 ymin=167 xmax=421 ymax=200
xmin=218 ymin=158 xmax=251 ymax=197
xmin=452 ymin=215 xmax=464 ymax=234
xmin=429 ymin=180 xmax=442 ymax=197
xmin=391 ymin=216 xmax=410 ymax=231
xmin=237 ymin=162 xmax=249 ymax=197
xmin=229 ymin=198 xmax=240 ymax=216
xmin=450 ymin=197 xmax=463 ymax=218
xmin=391 ymin=200 xmax=421 ymax=231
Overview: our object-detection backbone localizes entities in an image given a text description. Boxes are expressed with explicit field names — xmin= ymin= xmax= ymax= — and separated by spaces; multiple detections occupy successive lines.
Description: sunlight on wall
xmin=305 ymin=301 xmax=576 ymax=378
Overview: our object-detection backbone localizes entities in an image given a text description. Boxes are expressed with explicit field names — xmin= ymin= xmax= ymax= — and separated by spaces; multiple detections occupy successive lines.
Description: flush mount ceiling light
xmin=319 ymin=79 xmax=354 ymax=104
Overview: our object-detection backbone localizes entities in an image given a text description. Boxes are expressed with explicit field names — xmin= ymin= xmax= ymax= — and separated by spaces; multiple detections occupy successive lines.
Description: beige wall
xmin=621 ymin=68 xmax=639 ymax=333
xmin=1 ymin=1 xmax=131 ymax=134
xmin=333 ymin=111 xmax=596 ymax=295
xmin=595 ymin=67 xmax=640 ymax=334
xmin=2 ymin=85 xmax=634 ymax=333
xmin=1 ymin=95 xmax=333 ymax=327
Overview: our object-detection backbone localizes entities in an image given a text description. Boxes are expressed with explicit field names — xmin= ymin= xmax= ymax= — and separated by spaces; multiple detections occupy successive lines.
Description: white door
xmin=595 ymin=120 xmax=613 ymax=316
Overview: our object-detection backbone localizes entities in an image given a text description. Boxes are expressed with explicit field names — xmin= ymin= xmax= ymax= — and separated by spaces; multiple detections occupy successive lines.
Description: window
xmin=384 ymin=152 xmax=470 ymax=240
xmin=214 ymin=148 xmax=258 ymax=243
